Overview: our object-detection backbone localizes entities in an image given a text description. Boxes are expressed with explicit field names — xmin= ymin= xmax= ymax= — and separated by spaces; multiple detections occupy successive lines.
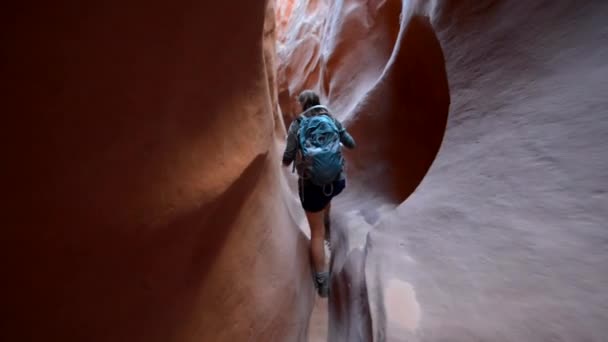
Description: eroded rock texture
xmin=3 ymin=0 xmax=608 ymax=340
xmin=277 ymin=0 xmax=608 ymax=341
xmin=3 ymin=1 xmax=314 ymax=341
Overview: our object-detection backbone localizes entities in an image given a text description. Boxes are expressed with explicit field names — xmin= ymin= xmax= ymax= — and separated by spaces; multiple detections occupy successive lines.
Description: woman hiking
xmin=282 ymin=90 xmax=356 ymax=297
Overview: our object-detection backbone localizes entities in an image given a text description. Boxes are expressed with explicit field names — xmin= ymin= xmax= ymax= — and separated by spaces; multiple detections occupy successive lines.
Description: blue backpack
xmin=297 ymin=106 xmax=344 ymax=186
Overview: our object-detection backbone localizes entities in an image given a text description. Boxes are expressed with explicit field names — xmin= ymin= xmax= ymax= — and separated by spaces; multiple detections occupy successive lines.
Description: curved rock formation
xmin=4 ymin=0 xmax=608 ymax=341
xmin=277 ymin=1 xmax=451 ymax=340
xmin=277 ymin=0 xmax=608 ymax=340
xmin=4 ymin=0 xmax=314 ymax=341
xmin=394 ymin=1 xmax=608 ymax=340
xmin=276 ymin=0 xmax=450 ymax=204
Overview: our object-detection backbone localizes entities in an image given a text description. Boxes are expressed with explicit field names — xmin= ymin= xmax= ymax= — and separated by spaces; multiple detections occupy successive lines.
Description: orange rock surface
xmin=277 ymin=0 xmax=608 ymax=341
xmin=3 ymin=0 xmax=608 ymax=341
xmin=4 ymin=0 xmax=314 ymax=341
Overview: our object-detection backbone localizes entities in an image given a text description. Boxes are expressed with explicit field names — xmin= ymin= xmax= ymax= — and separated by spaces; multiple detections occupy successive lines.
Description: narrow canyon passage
xmin=276 ymin=1 xmax=608 ymax=341
xmin=275 ymin=1 xmax=450 ymax=340
xmin=4 ymin=0 xmax=608 ymax=341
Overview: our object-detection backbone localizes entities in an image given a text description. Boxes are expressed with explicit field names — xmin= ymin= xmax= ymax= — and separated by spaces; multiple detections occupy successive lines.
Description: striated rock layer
xmin=3 ymin=0 xmax=608 ymax=340
xmin=277 ymin=0 xmax=608 ymax=341
xmin=3 ymin=0 xmax=314 ymax=341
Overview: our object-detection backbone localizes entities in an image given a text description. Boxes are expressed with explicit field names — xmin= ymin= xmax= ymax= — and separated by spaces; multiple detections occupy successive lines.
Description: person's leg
xmin=300 ymin=180 xmax=334 ymax=297
xmin=304 ymin=207 xmax=330 ymax=297
xmin=324 ymin=179 xmax=345 ymax=244
xmin=305 ymin=208 xmax=327 ymax=273
xmin=324 ymin=202 xmax=331 ymax=246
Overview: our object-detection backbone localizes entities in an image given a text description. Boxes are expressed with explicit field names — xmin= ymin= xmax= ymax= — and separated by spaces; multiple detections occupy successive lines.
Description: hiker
xmin=282 ymin=90 xmax=356 ymax=297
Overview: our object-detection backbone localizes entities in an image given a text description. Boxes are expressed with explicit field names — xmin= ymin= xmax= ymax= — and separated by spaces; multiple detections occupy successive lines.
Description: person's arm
xmin=334 ymin=119 xmax=356 ymax=149
xmin=282 ymin=120 xmax=299 ymax=166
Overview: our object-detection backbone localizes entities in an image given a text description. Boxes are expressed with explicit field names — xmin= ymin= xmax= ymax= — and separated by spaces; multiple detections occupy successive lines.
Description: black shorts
xmin=298 ymin=178 xmax=346 ymax=213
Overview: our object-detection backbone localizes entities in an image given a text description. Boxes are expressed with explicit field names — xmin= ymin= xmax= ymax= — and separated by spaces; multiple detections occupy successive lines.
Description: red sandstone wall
xmin=276 ymin=0 xmax=450 ymax=203
xmin=3 ymin=1 xmax=314 ymax=341
xmin=276 ymin=1 xmax=451 ymax=340
xmin=4 ymin=0 xmax=607 ymax=340
xmin=277 ymin=0 xmax=608 ymax=340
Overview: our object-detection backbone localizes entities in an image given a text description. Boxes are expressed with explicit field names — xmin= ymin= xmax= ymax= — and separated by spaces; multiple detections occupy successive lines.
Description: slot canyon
xmin=3 ymin=0 xmax=608 ymax=341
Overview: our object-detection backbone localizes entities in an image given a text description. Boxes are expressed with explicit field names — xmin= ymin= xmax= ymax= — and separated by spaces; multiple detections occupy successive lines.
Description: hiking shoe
xmin=315 ymin=271 xmax=330 ymax=298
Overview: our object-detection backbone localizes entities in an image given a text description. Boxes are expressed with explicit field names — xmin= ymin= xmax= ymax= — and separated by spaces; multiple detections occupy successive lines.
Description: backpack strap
xmin=322 ymin=182 xmax=334 ymax=197
xmin=300 ymin=105 xmax=331 ymax=117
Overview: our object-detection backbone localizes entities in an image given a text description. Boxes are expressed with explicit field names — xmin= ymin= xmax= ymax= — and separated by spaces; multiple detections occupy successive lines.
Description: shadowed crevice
xmin=346 ymin=14 xmax=450 ymax=204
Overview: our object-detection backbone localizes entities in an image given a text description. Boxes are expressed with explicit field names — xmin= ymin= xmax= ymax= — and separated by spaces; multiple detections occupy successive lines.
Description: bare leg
xmin=324 ymin=203 xmax=331 ymax=244
xmin=305 ymin=208 xmax=327 ymax=273
xmin=325 ymin=203 xmax=331 ymax=229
